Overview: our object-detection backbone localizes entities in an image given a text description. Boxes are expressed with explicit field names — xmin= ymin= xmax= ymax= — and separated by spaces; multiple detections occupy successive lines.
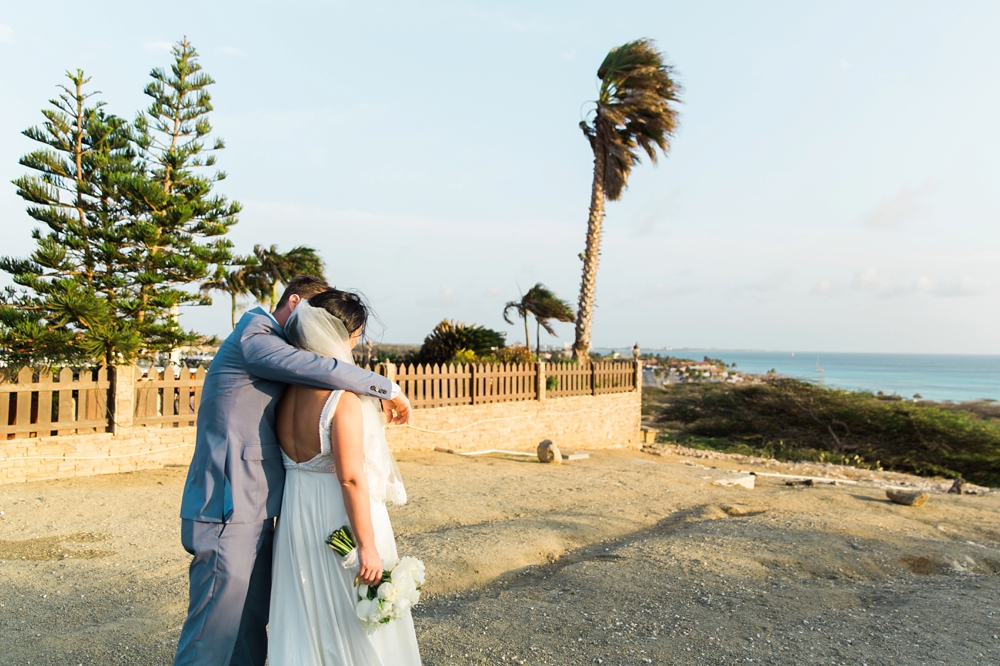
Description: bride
xmin=268 ymin=289 xmax=421 ymax=665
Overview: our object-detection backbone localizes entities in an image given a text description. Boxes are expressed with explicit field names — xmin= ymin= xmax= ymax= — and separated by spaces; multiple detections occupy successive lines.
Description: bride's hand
xmin=386 ymin=392 xmax=412 ymax=425
xmin=357 ymin=545 xmax=383 ymax=586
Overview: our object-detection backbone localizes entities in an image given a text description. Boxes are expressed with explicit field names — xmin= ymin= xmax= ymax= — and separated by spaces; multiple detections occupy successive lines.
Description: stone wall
xmin=0 ymin=390 xmax=641 ymax=484
xmin=0 ymin=428 xmax=196 ymax=484
xmin=385 ymin=391 xmax=642 ymax=453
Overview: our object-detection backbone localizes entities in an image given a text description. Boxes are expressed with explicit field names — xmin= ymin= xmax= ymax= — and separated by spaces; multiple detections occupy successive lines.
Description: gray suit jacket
xmin=179 ymin=307 xmax=393 ymax=524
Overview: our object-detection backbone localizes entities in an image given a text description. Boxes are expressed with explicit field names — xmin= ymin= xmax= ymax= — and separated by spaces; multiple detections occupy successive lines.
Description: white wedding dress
xmin=268 ymin=389 xmax=421 ymax=666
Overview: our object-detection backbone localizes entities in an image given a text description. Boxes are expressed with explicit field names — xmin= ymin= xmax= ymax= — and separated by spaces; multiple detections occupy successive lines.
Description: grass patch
xmin=643 ymin=379 xmax=1000 ymax=487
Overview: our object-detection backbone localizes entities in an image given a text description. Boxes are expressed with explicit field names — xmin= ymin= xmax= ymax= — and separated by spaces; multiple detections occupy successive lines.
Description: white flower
xmin=357 ymin=583 xmax=369 ymax=599
xmin=393 ymin=556 xmax=426 ymax=585
xmin=394 ymin=597 xmax=412 ymax=615
xmin=377 ymin=581 xmax=397 ymax=601
xmin=356 ymin=599 xmax=371 ymax=620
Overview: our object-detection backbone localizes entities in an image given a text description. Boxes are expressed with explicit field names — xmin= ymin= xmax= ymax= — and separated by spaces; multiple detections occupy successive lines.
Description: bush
xmin=645 ymin=378 xmax=1000 ymax=487
xmin=481 ymin=344 xmax=535 ymax=365
xmin=450 ymin=348 xmax=477 ymax=365
xmin=418 ymin=319 xmax=505 ymax=365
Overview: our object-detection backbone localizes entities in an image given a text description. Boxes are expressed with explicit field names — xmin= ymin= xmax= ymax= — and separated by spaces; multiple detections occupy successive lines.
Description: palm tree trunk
xmin=270 ymin=281 xmax=280 ymax=312
xmin=536 ymin=318 xmax=541 ymax=358
xmin=230 ymin=292 xmax=237 ymax=330
xmin=574 ymin=141 xmax=606 ymax=362
xmin=523 ymin=315 xmax=530 ymax=350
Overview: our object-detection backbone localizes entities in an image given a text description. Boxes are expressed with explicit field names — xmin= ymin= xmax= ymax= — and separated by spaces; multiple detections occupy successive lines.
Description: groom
xmin=174 ymin=276 xmax=411 ymax=666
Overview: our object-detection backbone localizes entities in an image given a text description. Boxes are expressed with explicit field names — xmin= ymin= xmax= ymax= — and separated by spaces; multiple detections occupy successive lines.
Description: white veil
xmin=285 ymin=300 xmax=407 ymax=505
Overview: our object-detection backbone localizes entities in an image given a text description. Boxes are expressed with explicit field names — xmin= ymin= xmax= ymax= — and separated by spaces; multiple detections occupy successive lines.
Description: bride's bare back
xmin=276 ymin=386 xmax=334 ymax=463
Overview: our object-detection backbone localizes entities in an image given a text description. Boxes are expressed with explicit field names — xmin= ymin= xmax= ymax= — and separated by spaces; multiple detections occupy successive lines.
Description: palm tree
xmin=503 ymin=283 xmax=575 ymax=355
xmin=530 ymin=288 xmax=575 ymax=357
xmin=503 ymin=292 xmax=532 ymax=350
xmin=573 ymin=40 xmax=680 ymax=360
xmin=246 ymin=244 xmax=326 ymax=310
xmin=200 ymin=260 xmax=256 ymax=329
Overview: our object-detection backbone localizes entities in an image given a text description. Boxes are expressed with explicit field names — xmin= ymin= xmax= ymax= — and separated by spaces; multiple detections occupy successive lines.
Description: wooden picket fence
xmin=0 ymin=367 xmax=112 ymax=438
xmin=0 ymin=360 xmax=638 ymax=438
xmin=393 ymin=363 xmax=472 ymax=408
xmin=134 ymin=365 xmax=206 ymax=428
xmin=389 ymin=360 xmax=637 ymax=409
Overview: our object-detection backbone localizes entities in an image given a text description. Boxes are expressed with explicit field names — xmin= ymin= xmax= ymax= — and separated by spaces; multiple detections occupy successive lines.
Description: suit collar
xmin=249 ymin=307 xmax=286 ymax=337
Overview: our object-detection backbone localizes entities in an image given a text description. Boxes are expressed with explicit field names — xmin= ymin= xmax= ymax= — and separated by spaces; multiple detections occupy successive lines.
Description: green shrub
xmin=450 ymin=348 xmax=476 ymax=365
xmin=487 ymin=344 xmax=534 ymax=365
xmin=418 ymin=319 xmax=505 ymax=365
xmin=645 ymin=379 xmax=1000 ymax=486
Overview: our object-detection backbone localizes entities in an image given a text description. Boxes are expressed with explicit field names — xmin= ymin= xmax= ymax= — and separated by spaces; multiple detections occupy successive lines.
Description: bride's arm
xmin=330 ymin=391 xmax=383 ymax=586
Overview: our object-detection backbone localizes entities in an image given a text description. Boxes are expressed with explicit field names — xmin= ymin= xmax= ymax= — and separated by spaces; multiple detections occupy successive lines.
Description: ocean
xmin=594 ymin=348 xmax=1000 ymax=403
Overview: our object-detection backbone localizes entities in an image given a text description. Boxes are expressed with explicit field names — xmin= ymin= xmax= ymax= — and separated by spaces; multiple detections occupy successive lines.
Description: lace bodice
xmin=281 ymin=390 xmax=406 ymax=505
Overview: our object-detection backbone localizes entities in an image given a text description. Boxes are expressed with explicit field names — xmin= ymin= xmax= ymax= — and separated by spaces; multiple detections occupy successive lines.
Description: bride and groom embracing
xmin=173 ymin=276 xmax=422 ymax=666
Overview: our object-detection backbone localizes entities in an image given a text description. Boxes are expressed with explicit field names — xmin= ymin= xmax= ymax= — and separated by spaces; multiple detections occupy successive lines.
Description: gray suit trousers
xmin=173 ymin=519 xmax=274 ymax=666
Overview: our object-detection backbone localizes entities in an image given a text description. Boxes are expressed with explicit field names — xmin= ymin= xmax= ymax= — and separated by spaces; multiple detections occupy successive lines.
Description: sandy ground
xmin=1 ymin=449 xmax=998 ymax=665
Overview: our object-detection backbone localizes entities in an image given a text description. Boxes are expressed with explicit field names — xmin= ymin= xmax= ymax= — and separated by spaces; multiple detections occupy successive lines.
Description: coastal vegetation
xmin=573 ymin=39 xmax=680 ymax=360
xmin=643 ymin=379 xmax=1000 ymax=487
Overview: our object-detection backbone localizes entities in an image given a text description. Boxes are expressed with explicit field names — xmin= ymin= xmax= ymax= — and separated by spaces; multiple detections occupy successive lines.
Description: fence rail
xmin=1 ymin=360 xmax=638 ymax=438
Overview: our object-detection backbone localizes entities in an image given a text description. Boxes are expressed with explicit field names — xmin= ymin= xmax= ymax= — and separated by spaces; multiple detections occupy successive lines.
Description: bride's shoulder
xmin=331 ymin=390 xmax=362 ymax=420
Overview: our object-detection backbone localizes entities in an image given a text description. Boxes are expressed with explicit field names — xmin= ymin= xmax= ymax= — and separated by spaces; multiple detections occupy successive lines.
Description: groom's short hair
xmin=275 ymin=276 xmax=331 ymax=311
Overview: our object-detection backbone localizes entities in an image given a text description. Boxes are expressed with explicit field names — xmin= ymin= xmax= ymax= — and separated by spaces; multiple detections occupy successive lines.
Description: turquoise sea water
xmin=595 ymin=348 xmax=1000 ymax=403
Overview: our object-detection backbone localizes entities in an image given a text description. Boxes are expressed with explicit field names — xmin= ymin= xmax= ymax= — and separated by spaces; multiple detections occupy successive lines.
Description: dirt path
xmin=1 ymin=450 xmax=998 ymax=665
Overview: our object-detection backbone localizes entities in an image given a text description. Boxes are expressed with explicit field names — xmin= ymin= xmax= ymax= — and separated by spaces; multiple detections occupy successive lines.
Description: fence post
xmin=382 ymin=362 xmax=397 ymax=385
xmin=634 ymin=359 xmax=643 ymax=395
xmin=111 ymin=365 xmax=136 ymax=436
xmin=537 ymin=360 xmax=546 ymax=402
xmin=591 ymin=362 xmax=597 ymax=396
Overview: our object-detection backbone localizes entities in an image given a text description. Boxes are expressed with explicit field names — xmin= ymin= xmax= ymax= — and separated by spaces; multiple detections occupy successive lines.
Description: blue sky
xmin=1 ymin=1 xmax=998 ymax=354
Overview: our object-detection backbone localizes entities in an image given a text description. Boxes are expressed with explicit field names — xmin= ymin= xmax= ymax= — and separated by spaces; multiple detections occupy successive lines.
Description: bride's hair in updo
xmin=307 ymin=289 xmax=368 ymax=336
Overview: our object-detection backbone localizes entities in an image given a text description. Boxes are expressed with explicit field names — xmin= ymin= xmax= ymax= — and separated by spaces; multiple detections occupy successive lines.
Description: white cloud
xmin=851 ymin=267 xmax=896 ymax=294
xmin=915 ymin=276 xmax=992 ymax=298
xmin=811 ymin=279 xmax=842 ymax=296
xmin=849 ymin=267 xmax=991 ymax=298
xmin=483 ymin=286 xmax=504 ymax=298
xmin=0 ymin=24 xmax=12 ymax=44
xmin=864 ymin=184 xmax=931 ymax=229
xmin=144 ymin=41 xmax=174 ymax=53
xmin=217 ymin=46 xmax=248 ymax=57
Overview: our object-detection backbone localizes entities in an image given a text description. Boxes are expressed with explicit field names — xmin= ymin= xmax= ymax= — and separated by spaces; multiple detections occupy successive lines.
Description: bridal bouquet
xmin=326 ymin=526 xmax=425 ymax=633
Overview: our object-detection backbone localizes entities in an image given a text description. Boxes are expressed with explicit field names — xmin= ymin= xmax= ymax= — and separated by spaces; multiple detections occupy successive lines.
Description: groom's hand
xmin=384 ymin=392 xmax=412 ymax=425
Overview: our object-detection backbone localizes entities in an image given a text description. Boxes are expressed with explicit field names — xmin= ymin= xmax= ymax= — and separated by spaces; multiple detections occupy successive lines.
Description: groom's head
xmin=272 ymin=276 xmax=331 ymax=327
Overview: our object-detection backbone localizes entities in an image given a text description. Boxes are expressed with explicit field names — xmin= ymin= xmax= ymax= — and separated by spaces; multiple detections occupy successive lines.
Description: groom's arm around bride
xmin=174 ymin=276 xmax=410 ymax=666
